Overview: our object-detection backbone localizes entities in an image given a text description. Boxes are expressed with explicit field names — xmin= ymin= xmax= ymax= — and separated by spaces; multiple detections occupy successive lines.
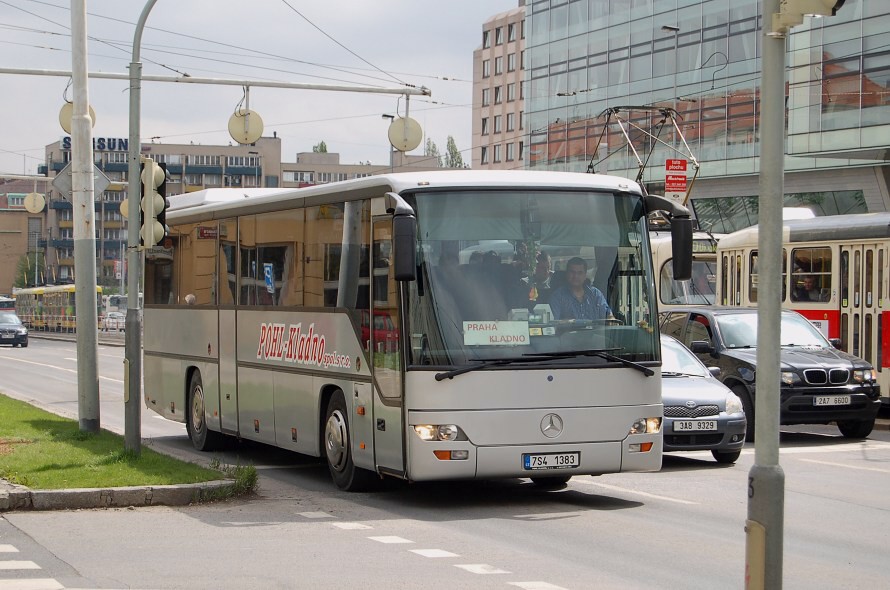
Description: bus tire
xmin=733 ymin=385 xmax=755 ymax=443
xmin=837 ymin=418 xmax=874 ymax=439
xmin=187 ymin=371 xmax=223 ymax=451
xmin=324 ymin=391 xmax=376 ymax=492
xmin=530 ymin=476 xmax=571 ymax=489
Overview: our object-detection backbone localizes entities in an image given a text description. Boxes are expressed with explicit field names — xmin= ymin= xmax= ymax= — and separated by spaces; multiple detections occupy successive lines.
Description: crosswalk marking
xmin=509 ymin=583 xmax=569 ymax=590
xmin=0 ymin=561 xmax=40 ymax=570
xmin=368 ymin=536 xmax=413 ymax=544
xmin=0 ymin=580 xmax=64 ymax=590
xmin=331 ymin=522 xmax=372 ymax=530
xmin=454 ymin=564 xmax=510 ymax=575
xmin=0 ymin=546 xmax=19 ymax=553
xmin=409 ymin=549 xmax=458 ymax=558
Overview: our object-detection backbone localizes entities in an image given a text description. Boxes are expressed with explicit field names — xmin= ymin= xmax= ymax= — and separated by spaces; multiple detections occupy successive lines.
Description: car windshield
xmin=0 ymin=313 xmax=22 ymax=325
xmin=716 ymin=312 xmax=828 ymax=348
xmin=405 ymin=188 xmax=658 ymax=367
xmin=661 ymin=336 xmax=709 ymax=377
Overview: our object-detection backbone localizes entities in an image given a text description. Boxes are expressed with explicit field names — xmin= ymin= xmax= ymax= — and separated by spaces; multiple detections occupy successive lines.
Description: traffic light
xmin=139 ymin=160 xmax=169 ymax=247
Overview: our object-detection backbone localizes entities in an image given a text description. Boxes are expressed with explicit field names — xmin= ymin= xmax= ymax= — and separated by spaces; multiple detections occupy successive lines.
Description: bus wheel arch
xmin=186 ymin=368 xmax=223 ymax=451
xmin=322 ymin=388 xmax=375 ymax=491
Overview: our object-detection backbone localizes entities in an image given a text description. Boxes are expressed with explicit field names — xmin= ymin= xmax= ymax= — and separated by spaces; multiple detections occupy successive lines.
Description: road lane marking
xmin=454 ymin=564 xmax=510 ymax=575
xmin=0 ymin=355 xmax=123 ymax=384
xmin=509 ymin=583 xmax=569 ymax=590
xmin=331 ymin=522 xmax=372 ymax=530
xmin=409 ymin=549 xmax=458 ymax=558
xmin=799 ymin=458 xmax=890 ymax=473
xmin=297 ymin=511 xmax=333 ymax=519
xmin=0 ymin=580 xmax=64 ymax=590
xmin=0 ymin=561 xmax=40 ymax=570
xmin=368 ymin=536 xmax=413 ymax=544
xmin=0 ymin=546 xmax=18 ymax=553
xmin=573 ymin=479 xmax=699 ymax=505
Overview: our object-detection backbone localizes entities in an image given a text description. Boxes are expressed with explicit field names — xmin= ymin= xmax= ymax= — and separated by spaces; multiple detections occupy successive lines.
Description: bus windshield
xmin=405 ymin=189 xmax=657 ymax=366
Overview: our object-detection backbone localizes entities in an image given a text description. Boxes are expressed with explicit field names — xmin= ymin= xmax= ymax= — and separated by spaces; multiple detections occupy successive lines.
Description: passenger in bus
xmin=548 ymin=257 xmax=615 ymax=321
xmin=793 ymin=275 xmax=827 ymax=302
xmin=521 ymin=251 xmax=554 ymax=304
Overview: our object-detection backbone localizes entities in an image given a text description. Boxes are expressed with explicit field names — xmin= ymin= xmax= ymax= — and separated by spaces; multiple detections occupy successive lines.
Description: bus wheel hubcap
xmin=325 ymin=410 xmax=348 ymax=471
xmin=192 ymin=386 xmax=205 ymax=432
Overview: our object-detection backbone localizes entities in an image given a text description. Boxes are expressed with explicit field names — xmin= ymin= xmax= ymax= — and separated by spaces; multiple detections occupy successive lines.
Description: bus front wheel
xmin=187 ymin=371 xmax=223 ymax=451
xmin=324 ymin=391 xmax=376 ymax=492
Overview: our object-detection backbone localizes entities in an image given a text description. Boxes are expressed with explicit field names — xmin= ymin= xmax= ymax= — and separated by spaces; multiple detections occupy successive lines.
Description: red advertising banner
xmin=665 ymin=174 xmax=688 ymax=192
xmin=666 ymin=159 xmax=687 ymax=171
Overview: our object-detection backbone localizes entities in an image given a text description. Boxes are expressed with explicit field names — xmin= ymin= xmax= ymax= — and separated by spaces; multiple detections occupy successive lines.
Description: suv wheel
xmin=837 ymin=418 xmax=875 ymax=439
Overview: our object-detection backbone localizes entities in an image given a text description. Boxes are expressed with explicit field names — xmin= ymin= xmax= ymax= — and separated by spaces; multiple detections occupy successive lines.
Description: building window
xmin=521 ymin=50 xmax=525 ymax=70
xmin=283 ymin=171 xmax=314 ymax=183
xmin=494 ymin=86 xmax=502 ymax=104
xmin=521 ymin=20 xmax=525 ymax=39
xmin=483 ymin=30 xmax=490 ymax=49
xmin=507 ymin=83 xmax=516 ymax=101
xmin=520 ymin=81 xmax=525 ymax=99
xmin=507 ymin=113 xmax=515 ymax=131
xmin=493 ymin=144 xmax=502 ymax=163
xmin=494 ymin=115 xmax=502 ymax=133
xmin=186 ymin=174 xmax=203 ymax=185
xmin=520 ymin=111 xmax=524 ymax=130
xmin=508 ymin=23 xmax=516 ymax=42
xmin=507 ymin=53 xmax=516 ymax=72
xmin=482 ymin=88 xmax=490 ymax=106
xmin=482 ymin=117 xmax=489 ymax=135
xmin=506 ymin=142 xmax=515 ymax=161
xmin=482 ymin=59 xmax=490 ymax=78
xmin=519 ymin=141 xmax=524 ymax=159
xmin=481 ymin=146 xmax=489 ymax=164
xmin=495 ymin=27 xmax=503 ymax=45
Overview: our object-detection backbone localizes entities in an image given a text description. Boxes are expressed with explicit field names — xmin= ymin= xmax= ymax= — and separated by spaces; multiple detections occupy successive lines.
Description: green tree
xmin=312 ymin=141 xmax=328 ymax=153
xmin=424 ymin=138 xmax=443 ymax=167
xmin=15 ymin=252 xmax=46 ymax=288
xmin=445 ymin=136 xmax=466 ymax=169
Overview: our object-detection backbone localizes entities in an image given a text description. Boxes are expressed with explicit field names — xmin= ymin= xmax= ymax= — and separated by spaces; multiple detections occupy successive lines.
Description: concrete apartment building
xmin=0 ymin=132 xmax=448 ymax=295
xmin=472 ymin=2 xmax=527 ymax=170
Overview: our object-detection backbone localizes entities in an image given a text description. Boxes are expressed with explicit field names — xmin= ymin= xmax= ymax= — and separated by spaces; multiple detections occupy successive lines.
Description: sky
xmin=0 ymin=0 xmax=519 ymax=176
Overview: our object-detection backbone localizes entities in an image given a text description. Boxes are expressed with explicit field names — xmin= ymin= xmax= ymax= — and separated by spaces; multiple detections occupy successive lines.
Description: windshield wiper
xmin=522 ymin=348 xmax=655 ymax=377
xmin=434 ymin=355 xmax=556 ymax=381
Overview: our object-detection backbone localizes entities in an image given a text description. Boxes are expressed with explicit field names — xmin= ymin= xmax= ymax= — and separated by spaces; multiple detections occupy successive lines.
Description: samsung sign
xmin=61 ymin=136 xmax=129 ymax=151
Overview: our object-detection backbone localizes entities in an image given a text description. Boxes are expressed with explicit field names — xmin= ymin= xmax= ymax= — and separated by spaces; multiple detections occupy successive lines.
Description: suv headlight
xmin=781 ymin=371 xmax=801 ymax=385
xmin=725 ymin=393 xmax=743 ymax=415
xmin=852 ymin=369 xmax=875 ymax=383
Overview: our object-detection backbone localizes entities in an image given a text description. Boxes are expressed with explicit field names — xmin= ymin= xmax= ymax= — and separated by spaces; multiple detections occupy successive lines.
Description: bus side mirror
xmin=671 ymin=216 xmax=693 ymax=281
xmin=392 ymin=214 xmax=417 ymax=281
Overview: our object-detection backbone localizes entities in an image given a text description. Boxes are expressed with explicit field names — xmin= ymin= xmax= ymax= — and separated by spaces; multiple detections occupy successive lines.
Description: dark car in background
xmin=661 ymin=334 xmax=747 ymax=463
xmin=0 ymin=311 xmax=29 ymax=347
xmin=660 ymin=307 xmax=881 ymax=440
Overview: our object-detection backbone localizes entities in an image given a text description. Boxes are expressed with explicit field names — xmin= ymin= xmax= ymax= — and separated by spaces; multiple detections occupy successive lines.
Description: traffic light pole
xmin=124 ymin=0 xmax=157 ymax=454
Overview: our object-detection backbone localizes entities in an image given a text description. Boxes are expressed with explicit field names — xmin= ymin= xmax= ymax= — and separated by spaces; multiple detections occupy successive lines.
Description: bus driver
xmin=548 ymin=257 xmax=615 ymax=321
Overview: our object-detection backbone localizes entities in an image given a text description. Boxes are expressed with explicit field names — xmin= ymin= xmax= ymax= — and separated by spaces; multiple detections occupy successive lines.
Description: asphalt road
xmin=1 ymin=336 xmax=889 ymax=589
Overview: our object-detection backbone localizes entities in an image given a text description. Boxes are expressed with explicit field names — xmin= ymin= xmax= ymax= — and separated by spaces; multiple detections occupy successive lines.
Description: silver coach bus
xmin=143 ymin=170 xmax=692 ymax=490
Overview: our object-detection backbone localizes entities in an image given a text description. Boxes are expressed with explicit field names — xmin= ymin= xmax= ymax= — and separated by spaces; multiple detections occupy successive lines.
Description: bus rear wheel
xmin=530 ymin=476 xmax=571 ymax=489
xmin=187 ymin=371 xmax=223 ymax=451
xmin=324 ymin=391 xmax=376 ymax=492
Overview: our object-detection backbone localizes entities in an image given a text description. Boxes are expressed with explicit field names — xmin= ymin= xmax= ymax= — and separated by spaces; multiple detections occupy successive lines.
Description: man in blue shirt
xmin=549 ymin=257 xmax=615 ymax=321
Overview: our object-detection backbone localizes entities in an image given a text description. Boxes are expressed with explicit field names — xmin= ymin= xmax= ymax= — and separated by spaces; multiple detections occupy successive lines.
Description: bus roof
xmin=718 ymin=212 xmax=890 ymax=248
xmin=166 ymin=170 xmax=645 ymax=223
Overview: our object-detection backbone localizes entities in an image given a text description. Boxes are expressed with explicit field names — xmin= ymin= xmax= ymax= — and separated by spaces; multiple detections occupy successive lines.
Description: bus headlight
xmin=629 ymin=417 xmax=661 ymax=435
xmin=852 ymin=369 xmax=875 ymax=383
xmin=413 ymin=424 xmax=466 ymax=441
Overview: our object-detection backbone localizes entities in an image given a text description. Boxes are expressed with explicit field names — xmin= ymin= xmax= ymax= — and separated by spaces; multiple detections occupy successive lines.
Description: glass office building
xmin=524 ymin=0 xmax=890 ymax=232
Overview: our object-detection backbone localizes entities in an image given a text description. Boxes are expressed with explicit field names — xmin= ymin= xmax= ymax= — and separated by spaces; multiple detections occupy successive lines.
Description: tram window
xmin=721 ymin=255 xmax=728 ymax=305
xmin=749 ymin=251 xmax=758 ymax=303
xmin=864 ymin=315 xmax=873 ymax=366
xmin=879 ymin=250 xmax=884 ymax=306
xmin=791 ymin=247 xmax=831 ymax=303
xmin=865 ymin=250 xmax=873 ymax=307
xmin=840 ymin=251 xmax=849 ymax=306
xmin=854 ymin=251 xmax=861 ymax=307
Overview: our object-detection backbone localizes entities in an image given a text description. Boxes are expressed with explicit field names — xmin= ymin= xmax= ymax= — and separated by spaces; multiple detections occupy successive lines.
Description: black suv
xmin=659 ymin=307 xmax=881 ymax=440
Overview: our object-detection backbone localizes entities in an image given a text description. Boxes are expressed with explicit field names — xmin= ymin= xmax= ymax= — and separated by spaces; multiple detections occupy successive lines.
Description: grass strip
xmin=0 ymin=393 xmax=237 ymax=490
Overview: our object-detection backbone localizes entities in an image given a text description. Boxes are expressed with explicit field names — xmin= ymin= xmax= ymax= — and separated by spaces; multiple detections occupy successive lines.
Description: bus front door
xmin=370 ymin=217 xmax=406 ymax=476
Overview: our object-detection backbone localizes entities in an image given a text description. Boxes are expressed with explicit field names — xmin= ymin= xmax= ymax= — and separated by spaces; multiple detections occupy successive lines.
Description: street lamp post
xmin=382 ymin=114 xmax=395 ymax=172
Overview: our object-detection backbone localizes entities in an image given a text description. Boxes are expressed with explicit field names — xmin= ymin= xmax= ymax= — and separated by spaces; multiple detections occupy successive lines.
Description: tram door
xmin=839 ymin=244 xmax=882 ymax=372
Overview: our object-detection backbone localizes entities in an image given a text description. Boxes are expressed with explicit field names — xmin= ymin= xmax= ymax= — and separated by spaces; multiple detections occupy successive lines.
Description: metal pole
xmin=71 ymin=0 xmax=100 ymax=432
xmin=125 ymin=0 xmax=158 ymax=454
xmin=746 ymin=0 xmax=786 ymax=587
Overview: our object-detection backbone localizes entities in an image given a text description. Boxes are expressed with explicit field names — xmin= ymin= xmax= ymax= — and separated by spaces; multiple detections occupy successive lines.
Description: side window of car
xmin=686 ymin=315 xmax=712 ymax=347
xmin=660 ymin=312 xmax=686 ymax=339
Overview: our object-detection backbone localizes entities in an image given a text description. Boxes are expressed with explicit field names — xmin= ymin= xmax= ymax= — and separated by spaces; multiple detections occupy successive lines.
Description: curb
xmin=0 ymin=479 xmax=238 ymax=512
